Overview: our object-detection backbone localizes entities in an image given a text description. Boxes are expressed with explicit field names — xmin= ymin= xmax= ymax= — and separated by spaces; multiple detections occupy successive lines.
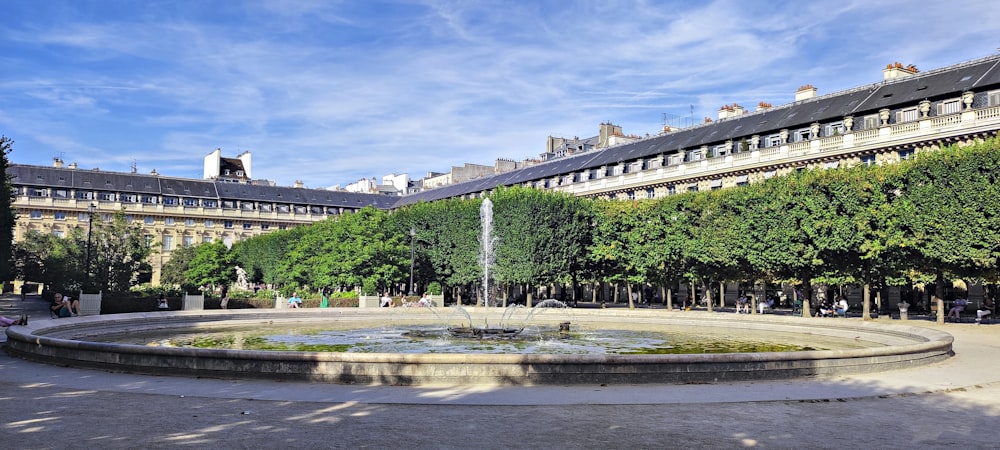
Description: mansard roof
xmin=8 ymin=164 xmax=393 ymax=209
xmin=393 ymin=53 xmax=1000 ymax=207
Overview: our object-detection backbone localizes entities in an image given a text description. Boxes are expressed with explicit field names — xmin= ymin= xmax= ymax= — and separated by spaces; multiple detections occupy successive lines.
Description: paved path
xmin=3 ymin=294 xmax=999 ymax=449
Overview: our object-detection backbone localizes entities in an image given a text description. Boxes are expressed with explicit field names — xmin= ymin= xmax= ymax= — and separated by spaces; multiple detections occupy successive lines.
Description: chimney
xmin=883 ymin=61 xmax=919 ymax=80
xmin=53 ymin=157 xmax=64 ymax=168
xmin=756 ymin=101 xmax=772 ymax=111
xmin=795 ymin=84 xmax=817 ymax=101
xmin=68 ymin=162 xmax=78 ymax=169
xmin=718 ymin=104 xmax=733 ymax=120
xmin=150 ymin=169 xmax=159 ymax=176
xmin=293 ymin=180 xmax=305 ymax=189
xmin=731 ymin=103 xmax=745 ymax=116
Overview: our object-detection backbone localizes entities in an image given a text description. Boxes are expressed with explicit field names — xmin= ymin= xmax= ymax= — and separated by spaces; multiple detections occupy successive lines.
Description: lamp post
xmin=85 ymin=203 xmax=96 ymax=285
xmin=408 ymin=227 xmax=416 ymax=296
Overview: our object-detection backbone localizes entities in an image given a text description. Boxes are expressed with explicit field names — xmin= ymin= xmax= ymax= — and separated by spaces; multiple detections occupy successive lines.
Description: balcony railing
xmin=556 ymin=107 xmax=1000 ymax=196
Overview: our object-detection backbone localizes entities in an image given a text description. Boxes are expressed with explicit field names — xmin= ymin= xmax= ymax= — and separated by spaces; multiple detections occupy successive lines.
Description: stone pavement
xmin=2 ymin=293 xmax=999 ymax=449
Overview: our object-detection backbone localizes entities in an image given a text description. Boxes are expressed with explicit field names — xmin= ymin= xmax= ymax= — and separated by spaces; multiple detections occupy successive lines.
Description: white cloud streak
xmin=1 ymin=0 xmax=996 ymax=187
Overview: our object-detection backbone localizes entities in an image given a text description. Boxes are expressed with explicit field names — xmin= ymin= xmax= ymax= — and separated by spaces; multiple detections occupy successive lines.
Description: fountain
xmin=2 ymin=195 xmax=955 ymax=385
xmin=446 ymin=197 xmax=524 ymax=337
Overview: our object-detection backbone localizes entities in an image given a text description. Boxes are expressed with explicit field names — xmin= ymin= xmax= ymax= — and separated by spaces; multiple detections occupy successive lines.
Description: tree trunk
xmin=592 ymin=282 xmax=599 ymax=304
xmin=718 ymin=281 xmax=725 ymax=308
xmin=627 ymin=283 xmax=635 ymax=309
xmin=703 ymin=280 xmax=713 ymax=313
xmin=935 ymin=271 xmax=945 ymax=324
xmin=863 ymin=282 xmax=871 ymax=321
xmin=801 ymin=276 xmax=813 ymax=318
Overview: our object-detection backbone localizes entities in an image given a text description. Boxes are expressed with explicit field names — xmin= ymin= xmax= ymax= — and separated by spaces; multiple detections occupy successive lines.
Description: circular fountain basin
xmin=4 ymin=308 xmax=953 ymax=386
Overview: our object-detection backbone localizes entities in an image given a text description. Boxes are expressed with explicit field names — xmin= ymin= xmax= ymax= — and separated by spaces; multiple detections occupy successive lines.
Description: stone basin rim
xmin=4 ymin=309 xmax=954 ymax=386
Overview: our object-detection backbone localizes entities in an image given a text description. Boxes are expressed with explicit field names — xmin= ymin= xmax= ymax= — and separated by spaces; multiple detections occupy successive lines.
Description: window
xmin=141 ymin=195 xmax=157 ymax=204
xmin=989 ymin=90 xmax=1000 ymax=107
xmin=864 ymin=115 xmax=880 ymax=129
xmin=54 ymin=211 xmax=66 ymax=220
xmin=224 ymin=220 xmax=233 ymax=229
xmin=294 ymin=206 xmax=306 ymax=214
xmin=899 ymin=149 xmax=915 ymax=160
xmin=667 ymin=185 xmax=676 ymax=195
xmin=766 ymin=135 xmax=782 ymax=147
xmin=645 ymin=189 xmax=655 ymax=199
xmin=711 ymin=145 xmax=727 ymax=157
xmin=53 ymin=189 xmax=69 ymax=198
xmin=75 ymin=191 xmax=94 ymax=200
xmin=861 ymin=155 xmax=876 ymax=166
xmin=824 ymin=123 xmax=845 ymax=136
xmin=165 ymin=217 xmax=175 ymax=226
xmin=30 ymin=210 xmax=42 ymax=219
xmin=162 ymin=235 xmax=173 ymax=251
xmin=222 ymin=200 xmax=236 ymax=209
xmin=278 ymin=224 xmax=287 ymax=230
xmin=78 ymin=212 xmax=89 ymax=221
xmin=205 ymin=220 xmax=214 ymax=228
xmin=183 ymin=198 xmax=199 ymax=207
xmin=687 ymin=184 xmax=699 ymax=192
xmin=936 ymin=99 xmax=961 ymax=115
xmin=120 ymin=194 xmax=138 ymax=203
xmin=242 ymin=223 xmax=252 ymax=230
xmin=202 ymin=236 xmax=212 ymax=244
xmin=183 ymin=218 xmax=194 ymax=226
xmin=260 ymin=203 xmax=273 ymax=212
xmin=242 ymin=202 xmax=255 ymax=211
xmin=261 ymin=223 xmax=270 ymax=230
xmin=182 ymin=236 xmax=194 ymax=247
xmin=144 ymin=235 xmax=153 ymax=248
xmin=144 ymin=216 xmax=155 ymax=225
xmin=54 ymin=230 xmax=65 ymax=238
xmin=202 ymin=199 xmax=218 ymax=208
xmin=277 ymin=204 xmax=290 ymax=213
xmin=895 ymin=107 xmax=918 ymax=123
xmin=101 ymin=213 xmax=112 ymax=222
xmin=163 ymin=197 xmax=178 ymax=206
xmin=687 ymin=150 xmax=703 ymax=162
xmin=97 ymin=192 xmax=116 ymax=201
xmin=29 ymin=188 xmax=48 ymax=197
xmin=793 ymin=129 xmax=811 ymax=142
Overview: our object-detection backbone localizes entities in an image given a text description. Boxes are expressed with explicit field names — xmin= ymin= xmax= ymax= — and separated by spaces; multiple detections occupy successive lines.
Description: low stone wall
xmin=4 ymin=309 xmax=953 ymax=386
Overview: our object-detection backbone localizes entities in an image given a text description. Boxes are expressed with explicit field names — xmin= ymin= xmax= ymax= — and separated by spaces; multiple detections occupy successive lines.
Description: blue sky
xmin=2 ymin=1 xmax=998 ymax=189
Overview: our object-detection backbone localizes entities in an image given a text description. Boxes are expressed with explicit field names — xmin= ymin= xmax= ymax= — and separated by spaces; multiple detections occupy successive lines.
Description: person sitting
xmin=288 ymin=292 xmax=303 ymax=308
xmin=0 ymin=315 xmax=28 ymax=326
xmin=50 ymin=293 xmax=80 ymax=318
xmin=834 ymin=296 xmax=849 ymax=318
xmin=976 ymin=297 xmax=994 ymax=324
xmin=380 ymin=293 xmax=392 ymax=308
xmin=756 ymin=295 xmax=773 ymax=314
xmin=947 ymin=298 xmax=968 ymax=322
xmin=736 ymin=295 xmax=750 ymax=314
xmin=157 ymin=294 xmax=170 ymax=309
xmin=417 ymin=293 xmax=431 ymax=307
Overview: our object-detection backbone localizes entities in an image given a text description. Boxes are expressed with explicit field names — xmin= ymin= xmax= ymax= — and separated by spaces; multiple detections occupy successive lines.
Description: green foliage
xmin=90 ymin=209 xmax=155 ymax=293
xmin=0 ymin=136 xmax=15 ymax=282
xmin=160 ymin=244 xmax=197 ymax=289
xmin=185 ymin=241 xmax=235 ymax=290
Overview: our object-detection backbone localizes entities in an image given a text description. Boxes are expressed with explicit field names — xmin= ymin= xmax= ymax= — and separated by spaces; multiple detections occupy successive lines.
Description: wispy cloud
xmin=1 ymin=0 xmax=997 ymax=188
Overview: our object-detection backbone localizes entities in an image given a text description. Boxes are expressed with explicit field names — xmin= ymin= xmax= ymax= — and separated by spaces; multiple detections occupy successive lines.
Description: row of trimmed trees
xmin=222 ymin=136 xmax=1000 ymax=315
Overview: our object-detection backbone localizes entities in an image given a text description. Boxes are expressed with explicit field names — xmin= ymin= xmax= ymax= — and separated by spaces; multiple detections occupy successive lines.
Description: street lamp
xmin=408 ymin=227 xmax=416 ymax=296
xmin=85 ymin=203 xmax=96 ymax=285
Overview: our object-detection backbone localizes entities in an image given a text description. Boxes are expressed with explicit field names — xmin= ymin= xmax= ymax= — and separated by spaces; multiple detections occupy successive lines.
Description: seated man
xmin=50 ymin=292 xmax=80 ymax=318
xmin=947 ymin=298 xmax=968 ymax=321
xmin=834 ymin=296 xmax=849 ymax=317
xmin=976 ymin=297 xmax=995 ymax=324
xmin=287 ymin=292 xmax=303 ymax=308
xmin=758 ymin=296 xmax=774 ymax=314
